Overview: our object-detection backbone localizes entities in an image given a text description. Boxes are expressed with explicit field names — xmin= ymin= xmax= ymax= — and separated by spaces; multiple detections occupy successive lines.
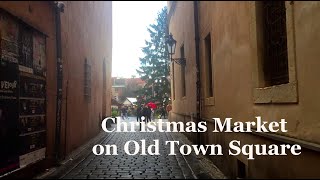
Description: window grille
xmin=84 ymin=58 xmax=91 ymax=102
xmin=262 ymin=1 xmax=289 ymax=86
xmin=205 ymin=33 xmax=213 ymax=97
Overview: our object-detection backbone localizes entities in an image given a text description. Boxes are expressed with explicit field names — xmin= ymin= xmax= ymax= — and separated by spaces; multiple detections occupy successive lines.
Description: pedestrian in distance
xmin=160 ymin=106 xmax=167 ymax=119
xmin=121 ymin=106 xmax=127 ymax=120
xmin=142 ymin=104 xmax=150 ymax=123
xmin=147 ymin=106 xmax=152 ymax=122
xmin=136 ymin=105 xmax=142 ymax=122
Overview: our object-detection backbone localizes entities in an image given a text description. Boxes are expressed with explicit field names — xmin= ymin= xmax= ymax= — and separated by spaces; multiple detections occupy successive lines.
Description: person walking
xmin=121 ymin=106 xmax=127 ymax=120
xmin=136 ymin=105 xmax=142 ymax=122
xmin=142 ymin=104 xmax=150 ymax=123
xmin=147 ymin=106 xmax=152 ymax=122
xmin=160 ymin=106 xmax=167 ymax=119
xmin=150 ymin=108 xmax=154 ymax=122
xmin=125 ymin=106 xmax=129 ymax=120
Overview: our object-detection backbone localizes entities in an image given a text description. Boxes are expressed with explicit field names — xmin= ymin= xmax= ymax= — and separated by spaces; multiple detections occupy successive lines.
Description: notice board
xmin=0 ymin=9 xmax=47 ymax=176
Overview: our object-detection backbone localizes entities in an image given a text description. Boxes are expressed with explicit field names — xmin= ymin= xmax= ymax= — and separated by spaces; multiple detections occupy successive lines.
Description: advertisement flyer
xmin=0 ymin=62 xmax=20 ymax=176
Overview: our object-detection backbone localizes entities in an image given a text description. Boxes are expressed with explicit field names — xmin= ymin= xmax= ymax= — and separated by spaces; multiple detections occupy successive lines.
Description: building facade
xmin=0 ymin=1 xmax=112 ymax=177
xmin=111 ymin=77 xmax=146 ymax=102
xmin=168 ymin=1 xmax=320 ymax=178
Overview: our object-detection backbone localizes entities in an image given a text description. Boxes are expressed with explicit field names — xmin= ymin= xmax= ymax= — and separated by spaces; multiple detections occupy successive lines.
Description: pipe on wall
xmin=54 ymin=1 xmax=64 ymax=163
xmin=193 ymin=1 xmax=201 ymax=145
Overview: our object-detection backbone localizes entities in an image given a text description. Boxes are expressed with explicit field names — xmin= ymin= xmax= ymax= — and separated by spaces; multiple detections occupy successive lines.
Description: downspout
xmin=193 ymin=1 xmax=201 ymax=145
xmin=54 ymin=1 xmax=64 ymax=164
xmin=64 ymin=79 xmax=68 ymax=160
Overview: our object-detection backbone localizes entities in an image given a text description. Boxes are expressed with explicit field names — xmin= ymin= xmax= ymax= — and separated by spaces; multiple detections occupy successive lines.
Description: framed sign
xmin=0 ymin=12 xmax=19 ymax=64
xmin=19 ymin=24 xmax=33 ymax=73
xmin=0 ymin=9 xmax=47 ymax=175
xmin=33 ymin=32 xmax=46 ymax=77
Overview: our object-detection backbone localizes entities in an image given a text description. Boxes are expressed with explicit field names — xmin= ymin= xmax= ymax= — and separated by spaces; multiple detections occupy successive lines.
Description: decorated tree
xmin=136 ymin=6 xmax=170 ymax=108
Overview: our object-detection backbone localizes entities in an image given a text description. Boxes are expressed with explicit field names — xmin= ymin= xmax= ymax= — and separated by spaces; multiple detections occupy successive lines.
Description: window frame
xmin=201 ymin=31 xmax=215 ymax=107
xmin=204 ymin=33 xmax=213 ymax=98
xmin=250 ymin=1 xmax=298 ymax=104
xmin=84 ymin=58 xmax=91 ymax=102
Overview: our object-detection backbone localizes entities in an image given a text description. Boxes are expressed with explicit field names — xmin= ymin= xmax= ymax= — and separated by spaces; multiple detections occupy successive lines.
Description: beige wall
xmin=169 ymin=1 xmax=320 ymax=178
xmin=60 ymin=1 xmax=112 ymax=155
xmin=168 ymin=1 xmax=197 ymax=117
xmin=197 ymin=1 xmax=320 ymax=146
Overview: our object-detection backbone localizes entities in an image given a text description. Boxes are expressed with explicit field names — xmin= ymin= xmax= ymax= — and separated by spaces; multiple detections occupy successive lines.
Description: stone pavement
xmin=39 ymin=117 xmax=225 ymax=179
xmin=60 ymin=117 xmax=195 ymax=179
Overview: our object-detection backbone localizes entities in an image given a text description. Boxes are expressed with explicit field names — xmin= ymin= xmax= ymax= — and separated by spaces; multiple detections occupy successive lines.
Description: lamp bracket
xmin=171 ymin=58 xmax=186 ymax=66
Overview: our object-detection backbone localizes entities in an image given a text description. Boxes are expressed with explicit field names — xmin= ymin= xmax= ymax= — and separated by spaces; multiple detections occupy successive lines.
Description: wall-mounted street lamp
xmin=166 ymin=33 xmax=186 ymax=66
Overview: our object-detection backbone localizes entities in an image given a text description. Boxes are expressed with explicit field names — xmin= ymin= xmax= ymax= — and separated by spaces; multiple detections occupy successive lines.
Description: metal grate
xmin=262 ymin=1 xmax=289 ymax=86
xmin=205 ymin=33 xmax=213 ymax=97
xmin=84 ymin=58 xmax=91 ymax=102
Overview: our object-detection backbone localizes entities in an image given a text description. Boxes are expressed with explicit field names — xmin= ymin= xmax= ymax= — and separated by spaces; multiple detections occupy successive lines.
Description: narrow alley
xmin=1 ymin=1 xmax=320 ymax=179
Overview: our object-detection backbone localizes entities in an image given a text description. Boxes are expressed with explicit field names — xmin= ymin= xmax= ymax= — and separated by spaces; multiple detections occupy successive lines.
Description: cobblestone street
xmin=59 ymin=117 xmax=195 ymax=179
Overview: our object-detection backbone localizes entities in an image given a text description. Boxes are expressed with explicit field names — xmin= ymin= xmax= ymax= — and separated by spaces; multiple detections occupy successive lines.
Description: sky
xmin=112 ymin=1 xmax=167 ymax=78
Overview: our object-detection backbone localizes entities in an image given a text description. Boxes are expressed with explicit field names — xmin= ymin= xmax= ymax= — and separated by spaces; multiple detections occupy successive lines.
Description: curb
xmin=165 ymin=131 xmax=198 ymax=179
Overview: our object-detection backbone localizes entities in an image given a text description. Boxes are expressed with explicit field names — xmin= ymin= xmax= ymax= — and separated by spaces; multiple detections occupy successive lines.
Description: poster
xmin=0 ymin=10 xmax=47 ymax=175
xmin=19 ymin=99 xmax=45 ymax=116
xmin=19 ymin=24 xmax=33 ymax=72
xmin=20 ymin=75 xmax=46 ymax=98
xmin=0 ymin=63 xmax=20 ymax=176
xmin=19 ymin=131 xmax=46 ymax=155
xmin=0 ymin=12 xmax=19 ymax=64
xmin=33 ymin=32 xmax=46 ymax=77
xmin=19 ymin=116 xmax=45 ymax=135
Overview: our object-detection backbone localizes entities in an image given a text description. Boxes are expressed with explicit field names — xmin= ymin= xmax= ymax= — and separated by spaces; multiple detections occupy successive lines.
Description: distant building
xmin=111 ymin=98 xmax=122 ymax=110
xmin=112 ymin=84 xmax=126 ymax=101
xmin=111 ymin=77 xmax=146 ymax=102
xmin=122 ymin=97 xmax=137 ymax=107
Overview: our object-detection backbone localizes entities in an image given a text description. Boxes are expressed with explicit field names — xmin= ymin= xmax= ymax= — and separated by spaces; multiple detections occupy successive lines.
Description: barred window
xmin=261 ymin=1 xmax=289 ymax=86
xmin=205 ymin=33 xmax=213 ymax=97
xmin=84 ymin=58 xmax=91 ymax=102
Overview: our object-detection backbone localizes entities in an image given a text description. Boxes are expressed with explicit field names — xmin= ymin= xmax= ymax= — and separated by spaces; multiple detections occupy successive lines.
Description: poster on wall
xmin=0 ymin=11 xmax=19 ymax=64
xmin=19 ymin=99 xmax=45 ymax=116
xmin=19 ymin=115 xmax=45 ymax=135
xmin=19 ymin=131 xmax=46 ymax=156
xmin=19 ymin=24 xmax=33 ymax=73
xmin=33 ymin=32 xmax=46 ymax=77
xmin=0 ymin=62 xmax=20 ymax=176
xmin=19 ymin=75 xmax=46 ymax=98
xmin=0 ymin=9 xmax=47 ymax=175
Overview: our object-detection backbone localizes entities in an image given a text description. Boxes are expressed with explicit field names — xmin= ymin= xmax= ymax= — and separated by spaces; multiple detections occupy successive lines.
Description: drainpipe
xmin=54 ymin=1 xmax=64 ymax=164
xmin=193 ymin=1 xmax=201 ymax=145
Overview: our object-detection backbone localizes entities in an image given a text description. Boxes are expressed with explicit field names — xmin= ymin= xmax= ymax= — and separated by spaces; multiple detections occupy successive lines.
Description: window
xmin=261 ymin=1 xmax=289 ymax=86
xmin=252 ymin=1 xmax=298 ymax=103
xmin=205 ymin=34 xmax=213 ymax=97
xmin=84 ymin=58 xmax=91 ymax=102
xmin=180 ymin=45 xmax=186 ymax=98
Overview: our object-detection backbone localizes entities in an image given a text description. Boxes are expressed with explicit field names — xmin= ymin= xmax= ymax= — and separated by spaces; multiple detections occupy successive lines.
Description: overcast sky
xmin=112 ymin=1 xmax=167 ymax=78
